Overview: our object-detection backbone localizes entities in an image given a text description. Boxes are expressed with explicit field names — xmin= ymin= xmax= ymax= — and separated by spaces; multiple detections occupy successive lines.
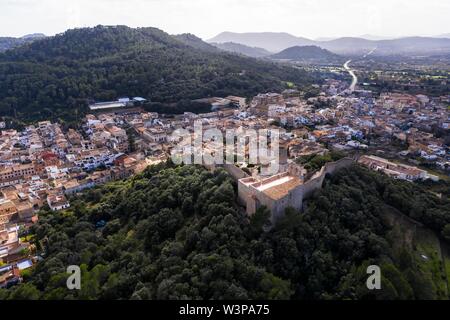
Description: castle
xmin=236 ymin=158 xmax=354 ymax=224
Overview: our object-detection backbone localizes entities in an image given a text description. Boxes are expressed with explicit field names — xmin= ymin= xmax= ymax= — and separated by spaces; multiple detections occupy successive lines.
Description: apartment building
xmin=0 ymin=163 xmax=36 ymax=187
xmin=0 ymin=199 xmax=17 ymax=229
xmin=358 ymin=155 xmax=438 ymax=181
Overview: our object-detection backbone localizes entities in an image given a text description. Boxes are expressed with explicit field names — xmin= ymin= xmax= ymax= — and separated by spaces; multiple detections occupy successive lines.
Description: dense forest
xmin=0 ymin=34 xmax=45 ymax=52
xmin=1 ymin=162 xmax=449 ymax=300
xmin=0 ymin=25 xmax=318 ymax=123
xmin=271 ymin=45 xmax=344 ymax=64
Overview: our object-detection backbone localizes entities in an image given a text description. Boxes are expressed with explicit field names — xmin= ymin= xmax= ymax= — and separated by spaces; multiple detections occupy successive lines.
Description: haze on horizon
xmin=1 ymin=0 xmax=449 ymax=40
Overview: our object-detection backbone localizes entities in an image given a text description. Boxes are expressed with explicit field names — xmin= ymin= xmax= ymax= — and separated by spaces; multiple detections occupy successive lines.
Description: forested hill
xmin=211 ymin=42 xmax=272 ymax=58
xmin=1 ymin=162 xmax=449 ymax=300
xmin=0 ymin=34 xmax=46 ymax=52
xmin=271 ymin=45 xmax=343 ymax=64
xmin=0 ymin=25 xmax=316 ymax=123
xmin=173 ymin=33 xmax=219 ymax=52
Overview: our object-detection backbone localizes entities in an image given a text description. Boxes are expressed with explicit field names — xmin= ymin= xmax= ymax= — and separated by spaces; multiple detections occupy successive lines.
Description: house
xmin=14 ymin=200 xmax=34 ymax=222
xmin=358 ymin=155 xmax=437 ymax=181
xmin=0 ymin=199 xmax=17 ymax=229
xmin=250 ymin=93 xmax=285 ymax=115
xmin=225 ymin=96 xmax=247 ymax=108
xmin=252 ymin=93 xmax=285 ymax=107
xmin=62 ymin=179 xmax=81 ymax=195
xmin=0 ymin=225 xmax=20 ymax=262
xmin=40 ymin=151 xmax=60 ymax=167
xmin=47 ymin=194 xmax=70 ymax=211
xmin=74 ymin=149 xmax=117 ymax=170
xmin=63 ymin=178 xmax=95 ymax=195
xmin=91 ymin=131 xmax=111 ymax=147
xmin=105 ymin=125 xmax=129 ymax=152
xmin=142 ymin=128 xmax=167 ymax=143
xmin=0 ymin=163 xmax=36 ymax=187
xmin=0 ymin=264 xmax=21 ymax=288
xmin=89 ymin=170 xmax=112 ymax=185
xmin=66 ymin=129 xmax=82 ymax=145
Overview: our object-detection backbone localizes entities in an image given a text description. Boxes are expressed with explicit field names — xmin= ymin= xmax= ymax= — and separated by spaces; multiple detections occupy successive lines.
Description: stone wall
xmin=238 ymin=177 xmax=256 ymax=209
xmin=222 ymin=164 xmax=249 ymax=180
xmin=237 ymin=157 xmax=354 ymax=223
xmin=300 ymin=157 xmax=353 ymax=199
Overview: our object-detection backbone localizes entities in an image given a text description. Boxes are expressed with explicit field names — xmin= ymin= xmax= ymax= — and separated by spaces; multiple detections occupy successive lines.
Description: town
xmin=1 ymin=74 xmax=449 ymax=288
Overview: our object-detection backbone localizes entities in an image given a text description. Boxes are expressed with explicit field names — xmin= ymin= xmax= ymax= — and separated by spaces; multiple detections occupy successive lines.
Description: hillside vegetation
xmin=0 ymin=25 xmax=317 ymax=123
xmin=1 ymin=163 xmax=449 ymax=300
xmin=271 ymin=45 xmax=343 ymax=64
xmin=0 ymin=34 xmax=46 ymax=52
xmin=211 ymin=42 xmax=271 ymax=58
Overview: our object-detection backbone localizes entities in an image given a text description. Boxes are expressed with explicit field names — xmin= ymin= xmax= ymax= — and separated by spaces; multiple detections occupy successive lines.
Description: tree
xmin=442 ymin=224 xmax=450 ymax=242
xmin=8 ymin=283 xmax=41 ymax=300
xmin=4 ymin=163 xmax=447 ymax=300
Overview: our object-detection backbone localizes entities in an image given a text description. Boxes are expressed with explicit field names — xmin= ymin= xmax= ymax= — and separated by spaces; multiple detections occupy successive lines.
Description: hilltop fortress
xmin=212 ymin=158 xmax=354 ymax=224
xmin=237 ymin=158 xmax=353 ymax=223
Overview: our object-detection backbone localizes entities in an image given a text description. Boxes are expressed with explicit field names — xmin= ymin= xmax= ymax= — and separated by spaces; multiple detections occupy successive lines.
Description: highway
xmin=343 ymin=59 xmax=358 ymax=92
xmin=343 ymin=47 xmax=376 ymax=93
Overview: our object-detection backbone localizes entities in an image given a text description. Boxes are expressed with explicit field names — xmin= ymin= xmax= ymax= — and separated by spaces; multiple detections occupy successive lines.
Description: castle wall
xmin=238 ymin=180 xmax=254 ymax=208
xmin=222 ymin=164 xmax=249 ymax=180
xmin=238 ymin=157 xmax=354 ymax=223
xmin=273 ymin=185 xmax=304 ymax=222
xmin=300 ymin=157 xmax=353 ymax=199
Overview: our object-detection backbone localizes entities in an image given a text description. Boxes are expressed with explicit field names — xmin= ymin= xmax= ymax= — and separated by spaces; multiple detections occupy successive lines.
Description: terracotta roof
xmin=262 ymin=176 xmax=302 ymax=200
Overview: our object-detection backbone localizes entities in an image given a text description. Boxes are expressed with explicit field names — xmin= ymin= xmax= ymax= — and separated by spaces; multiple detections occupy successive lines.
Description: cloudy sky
xmin=1 ymin=0 xmax=449 ymax=39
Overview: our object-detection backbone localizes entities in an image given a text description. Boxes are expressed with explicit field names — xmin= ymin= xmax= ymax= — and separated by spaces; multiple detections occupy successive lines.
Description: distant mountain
xmin=271 ymin=45 xmax=343 ymax=64
xmin=374 ymin=37 xmax=450 ymax=55
xmin=208 ymin=32 xmax=314 ymax=53
xmin=0 ymin=25 xmax=315 ymax=121
xmin=173 ymin=33 xmax=218 ymax=52
xmin=318 ymin=37 xmax=375 ymax=55
xmin=317 ymin=36 xmax=450 ymax=55
xmin=208 ymin=32 xmax=450 ymax=56
xmin=0 ymin=33 xmax=46 ymax=52
xmin=434 ymin=33 xmax=450 ymax=39
xmin=211 ymin=42 xmax=271 ymax=58
xmin=21 ymin=33 xmax=46 ymax=40
xmin=314 ymin=37 xmax=337 ymax=42
xmin=357 ymin=34 xmax=396 ymax=41
xmin=0 ymin=38 xmax=22 ymax=52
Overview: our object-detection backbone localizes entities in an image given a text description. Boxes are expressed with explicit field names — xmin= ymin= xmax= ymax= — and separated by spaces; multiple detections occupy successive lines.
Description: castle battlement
xmin=237 ymin=157 xmax=354 ymax=224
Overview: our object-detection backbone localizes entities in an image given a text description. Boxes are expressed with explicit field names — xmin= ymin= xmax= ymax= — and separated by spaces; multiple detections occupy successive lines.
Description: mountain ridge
xmin=208 ymin=31 xmax=314 ymax=52
xmin=208 ymin=32 xmax=450 ymax=55
xmin=211 ymin=42 xmax=271 ymax=57
xmin=271 ymin=45 xmax=343 ymax=64
xmin=173 ymin=33 xmax=219 ymax=52
xmin=0 ymin=25 xmax=315 ymax=122
xmin=0 ymin=33 xmax=46 ymax=52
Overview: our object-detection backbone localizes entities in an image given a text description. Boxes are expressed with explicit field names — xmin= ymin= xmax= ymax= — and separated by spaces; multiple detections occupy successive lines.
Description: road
xmin=343 ymin=59 xmax=358 ymax=92
xmin=363 ymin=47 xmax=377 ymax=58
xmin=342 ymin=47 xmax=376 ymax=93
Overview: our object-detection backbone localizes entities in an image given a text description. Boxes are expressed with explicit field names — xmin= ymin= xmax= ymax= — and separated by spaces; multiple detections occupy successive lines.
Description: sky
xmin=1 ymin=0 xmax=449 ymax=40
